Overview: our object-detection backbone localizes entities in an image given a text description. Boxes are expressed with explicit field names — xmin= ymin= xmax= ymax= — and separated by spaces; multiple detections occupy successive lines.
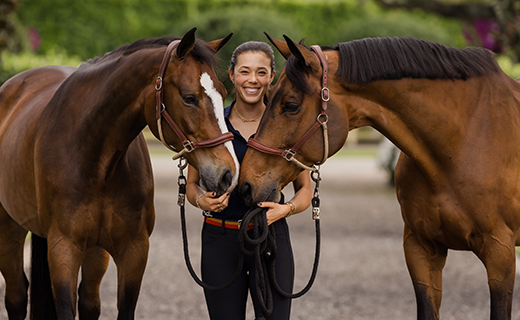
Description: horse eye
xmin=282 ymin=102 xmax=300 ymax=114
xmin=182 ymin=94 xmax=199 ymax=106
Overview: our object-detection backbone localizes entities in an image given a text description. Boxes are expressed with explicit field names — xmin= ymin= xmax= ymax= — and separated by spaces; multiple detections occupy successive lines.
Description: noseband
xmin=155 ymin=40 xmax=234 ymax=160
xmin=247 ymin=45 xmax=330 ymax=171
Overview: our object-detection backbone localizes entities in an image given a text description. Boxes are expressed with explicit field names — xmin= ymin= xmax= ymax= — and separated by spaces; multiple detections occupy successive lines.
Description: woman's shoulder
xmin=224 ymin=101 xmax=235 ymax=118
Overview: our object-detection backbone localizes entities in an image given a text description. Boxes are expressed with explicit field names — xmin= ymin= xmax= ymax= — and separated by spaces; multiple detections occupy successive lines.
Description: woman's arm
xmin=186 ymin=164 xmax=230 ymax=212
xmin=258 ymin=170 xmax=313 ymax=225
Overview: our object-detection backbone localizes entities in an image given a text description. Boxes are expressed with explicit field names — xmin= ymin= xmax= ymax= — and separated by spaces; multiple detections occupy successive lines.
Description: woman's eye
xmin=282 ymin=102 xmax=300 ymax=114
xmin=182 ymin=95 xmax=199 ymax=106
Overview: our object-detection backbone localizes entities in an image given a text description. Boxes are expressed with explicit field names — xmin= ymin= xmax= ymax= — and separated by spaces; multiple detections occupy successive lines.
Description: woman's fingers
xmin=202 ymin=191 xmax=231 ymax=212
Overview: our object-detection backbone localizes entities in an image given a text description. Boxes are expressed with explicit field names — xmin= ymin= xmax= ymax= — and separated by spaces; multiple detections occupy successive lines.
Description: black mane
xmin=83 ymin=36 xmax=218 ymax=67
xmin=285 ymin=37 xmax=500 ymax=92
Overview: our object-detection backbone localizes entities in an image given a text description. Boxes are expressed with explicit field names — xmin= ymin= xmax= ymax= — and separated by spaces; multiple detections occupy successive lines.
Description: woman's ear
xmin=228 ymin=69 xmax=234 ymax=83
xmin=270 ymin=70 xmax=276 ymax=84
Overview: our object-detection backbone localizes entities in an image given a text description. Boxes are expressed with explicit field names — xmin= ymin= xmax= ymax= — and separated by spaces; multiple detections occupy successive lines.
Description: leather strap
xmin=247 ymin=45 xmax=329 ymax=170
xmin=154 ymin=40 xmax=234 ymax=154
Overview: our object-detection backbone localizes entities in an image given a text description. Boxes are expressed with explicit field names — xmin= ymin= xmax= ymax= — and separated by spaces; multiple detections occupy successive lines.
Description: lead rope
xmin=177 ymin=157 xmax=321 ymax=319
xmin=177 ymin=157 xmax=244 ymax=291
xmin=237 ymin=170 xmax=322 ymax=319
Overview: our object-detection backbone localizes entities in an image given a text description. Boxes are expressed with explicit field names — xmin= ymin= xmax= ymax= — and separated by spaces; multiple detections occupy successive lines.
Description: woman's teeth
xmin=245 ymin=88 xmax=259 ymax=94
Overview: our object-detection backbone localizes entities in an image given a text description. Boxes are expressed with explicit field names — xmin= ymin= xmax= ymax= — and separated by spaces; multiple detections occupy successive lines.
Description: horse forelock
xmin=336 ymin=37 xmax=500 ymax=85
xmin=285 ymin=54 xmax=316 ymax=94
xmin=83 ymin=36 xmax=218 ymax=69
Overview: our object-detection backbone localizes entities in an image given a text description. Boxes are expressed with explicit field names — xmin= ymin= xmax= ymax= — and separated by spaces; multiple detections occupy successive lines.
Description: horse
xmin=238 ymin=34 xmax=520 ymax=320
xmin=0 ymin=27 xmax=238 ymax=320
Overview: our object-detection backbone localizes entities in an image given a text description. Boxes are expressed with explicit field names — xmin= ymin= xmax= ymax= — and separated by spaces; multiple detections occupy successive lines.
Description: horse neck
xmin=46 ymin=49 xmax=164 ymax=168
xmin=347 ymin=76 xmax=493 ymax=173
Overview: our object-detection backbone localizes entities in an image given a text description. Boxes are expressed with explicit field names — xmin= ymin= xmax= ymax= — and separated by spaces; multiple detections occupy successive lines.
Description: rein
xmin=155 ymin=40 xmax=234 ymax=160
xmin=247 ymin=45 xmax=330 ymax=171
xmin=176 ymin=158 xmax=322 ymax=319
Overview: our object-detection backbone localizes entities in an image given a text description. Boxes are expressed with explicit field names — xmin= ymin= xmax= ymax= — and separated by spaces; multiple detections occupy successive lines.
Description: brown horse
xmin=0 ymin=28 xmax=237 ymax=320
xmin=239 ymin=35 xmax=520 ymax=320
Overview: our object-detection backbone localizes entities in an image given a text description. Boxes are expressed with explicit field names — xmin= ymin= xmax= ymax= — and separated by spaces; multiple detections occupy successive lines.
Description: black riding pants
xmin=201 ymin=218 xmax=294 ymax=320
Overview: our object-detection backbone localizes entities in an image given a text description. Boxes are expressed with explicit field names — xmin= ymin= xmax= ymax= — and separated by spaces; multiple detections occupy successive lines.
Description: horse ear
xmin=283 ymin=35 xmax=308 ymax=66
xmin=208 ymin=32 xmax=233 ymax=53
xmin=177 ymin=27 xmax=197 ymax=59
xmin=264 ymin=32 xmax=291 ymax=60
xmin=207 ymin=33 xmax=233 ymax=53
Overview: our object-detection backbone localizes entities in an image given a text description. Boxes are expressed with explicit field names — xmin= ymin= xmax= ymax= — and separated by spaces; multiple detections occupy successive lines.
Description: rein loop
xmin=155 ymin=40 xmax=234 ymax=160
xmin=247 ymin=45 xmax=330 ymax=171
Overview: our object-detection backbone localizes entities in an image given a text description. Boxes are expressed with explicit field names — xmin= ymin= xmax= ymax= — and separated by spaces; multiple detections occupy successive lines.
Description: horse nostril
xmin=240 ymin=181 xmax=254 ymax=207
xmin=218 ymin=169 xmax=232 ymax=194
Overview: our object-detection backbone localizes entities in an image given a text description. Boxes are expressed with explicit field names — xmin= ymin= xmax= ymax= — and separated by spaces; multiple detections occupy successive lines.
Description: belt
xmin=204 ymin=217 xmax=253 ymax=230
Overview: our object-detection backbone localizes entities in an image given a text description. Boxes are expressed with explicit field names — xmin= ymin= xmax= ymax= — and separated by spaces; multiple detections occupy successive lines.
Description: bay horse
xmin=238 ymin=34 xmax=520 ymax=320
xmin=0 ymin=28 xmax=238 ymax=320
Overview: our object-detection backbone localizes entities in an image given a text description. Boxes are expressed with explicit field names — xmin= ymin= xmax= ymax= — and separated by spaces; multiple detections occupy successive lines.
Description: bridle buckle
xmin=183 ymin=140 xmax=195 ymax=153
xmin=321 ymin=87 xmax=330 ymax=102
xmin=155 ymin=76 xmax=163 ymax=91
xmin=283 ymin=149 xmax=296 ymax=161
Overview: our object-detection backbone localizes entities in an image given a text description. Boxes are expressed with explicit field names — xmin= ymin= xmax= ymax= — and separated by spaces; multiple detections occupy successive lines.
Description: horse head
xmin=239 ymin=34 xmax=349 ymax=205
xmin=145 ymin=28 xmax=239 ymax=195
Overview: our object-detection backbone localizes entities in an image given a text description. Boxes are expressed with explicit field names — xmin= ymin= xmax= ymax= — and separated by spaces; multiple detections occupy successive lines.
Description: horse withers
xmin=239 ymin=34 xmax=520 ymax=320
xmin=0 ymin=28 xmax=237 ymax=320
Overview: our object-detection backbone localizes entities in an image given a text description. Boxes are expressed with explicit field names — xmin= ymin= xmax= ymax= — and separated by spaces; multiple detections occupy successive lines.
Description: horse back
xmin=0 ymin=66 xmax=76 ymax=123
xmin=0 ymin=66 xmax=76 ymax=235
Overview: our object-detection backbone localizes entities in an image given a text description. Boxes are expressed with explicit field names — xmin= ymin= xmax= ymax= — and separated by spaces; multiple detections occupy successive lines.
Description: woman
xmin=186 ymin=41 xmax=312 ymax=320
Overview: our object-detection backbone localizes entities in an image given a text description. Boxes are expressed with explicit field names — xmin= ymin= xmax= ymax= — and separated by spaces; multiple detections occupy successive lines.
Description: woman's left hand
xmin=257 ymin=202 xmax=291 ymax=225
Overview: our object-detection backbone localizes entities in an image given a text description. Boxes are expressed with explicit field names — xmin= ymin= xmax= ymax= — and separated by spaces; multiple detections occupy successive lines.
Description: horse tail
xmin=30 ymin=233 xmax=57 ymax=320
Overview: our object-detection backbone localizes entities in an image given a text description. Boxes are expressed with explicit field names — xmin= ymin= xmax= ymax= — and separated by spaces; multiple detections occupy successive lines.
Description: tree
xmin=374 ymin=0 xmax=520 ymax=61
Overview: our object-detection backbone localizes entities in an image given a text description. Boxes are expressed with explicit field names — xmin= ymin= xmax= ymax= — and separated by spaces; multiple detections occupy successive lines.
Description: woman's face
xmin=229 ymin=51 xmax=274 ymax=107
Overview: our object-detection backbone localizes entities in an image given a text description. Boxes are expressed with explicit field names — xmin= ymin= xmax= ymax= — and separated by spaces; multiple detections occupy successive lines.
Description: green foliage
xmin=7 ymin=0 xmax=470 ymax=90
xmin=15 ymin=0 xmax=189 ymax=60
xmin=14 ymin=0 xmax=467 ymax=60
xmin=174 ymin=7 xmax=303 ymax=92
xmin=0 ymin=48 xmax=82 ymax=84
xmin=332 ymin=11 xmax=464 ymax=47
xmin=497 ymin=55 xmax=520 ymax=79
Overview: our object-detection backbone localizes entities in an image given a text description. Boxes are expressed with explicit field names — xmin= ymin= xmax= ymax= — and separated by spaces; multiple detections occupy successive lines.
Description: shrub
xmin=0 ymin=47 xmax=82 ymax=84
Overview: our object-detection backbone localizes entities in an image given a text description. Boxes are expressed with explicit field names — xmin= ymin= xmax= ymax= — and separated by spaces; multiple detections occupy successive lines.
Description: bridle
xmin=155 ymin=40 xmax=234 ymax=160
xmin=247 ymin=45 xmax=330 ymax=171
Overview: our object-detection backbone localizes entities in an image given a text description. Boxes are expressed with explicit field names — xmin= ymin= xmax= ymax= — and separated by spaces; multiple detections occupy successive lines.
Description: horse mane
xmin=83 ymin=36 xmax=218 ymax=67
xmin=285 ymin=37 xmax=500 ymax=92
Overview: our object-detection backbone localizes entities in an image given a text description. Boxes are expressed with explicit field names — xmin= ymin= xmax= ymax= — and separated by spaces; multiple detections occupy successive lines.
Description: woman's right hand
xmin=197 ymin=191 xmax=230 ymax=212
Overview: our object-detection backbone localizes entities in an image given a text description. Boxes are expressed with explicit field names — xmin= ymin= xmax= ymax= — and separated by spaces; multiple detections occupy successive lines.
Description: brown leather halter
xmin=247 ymin=45 xmax=330 ymax=171
xmin=155 ymin=40 xmax=234 ymax=160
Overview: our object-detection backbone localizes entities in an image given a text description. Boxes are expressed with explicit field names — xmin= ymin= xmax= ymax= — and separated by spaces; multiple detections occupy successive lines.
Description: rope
xmin=176 ymin=157 xmax=322 ymax=318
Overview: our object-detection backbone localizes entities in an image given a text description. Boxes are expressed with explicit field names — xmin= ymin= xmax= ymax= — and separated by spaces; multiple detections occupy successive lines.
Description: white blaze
xmin=200 ymin=72 xmax=240 ymax=189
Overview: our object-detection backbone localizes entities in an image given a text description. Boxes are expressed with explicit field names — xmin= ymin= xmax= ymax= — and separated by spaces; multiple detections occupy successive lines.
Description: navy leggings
xmin=201 ymin=218 xmax=294 ymax=320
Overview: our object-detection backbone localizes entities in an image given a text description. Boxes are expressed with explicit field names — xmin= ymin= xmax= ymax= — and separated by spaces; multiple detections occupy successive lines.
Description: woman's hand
xmin=197 ymin=191 xmax=230 ymax=212
xmin=257 ymin=202 xmax=291 ymax=225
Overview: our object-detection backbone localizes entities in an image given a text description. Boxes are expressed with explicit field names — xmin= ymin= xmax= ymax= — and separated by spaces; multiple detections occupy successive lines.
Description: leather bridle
xmin=155 ymin=40 xmax=234 ymax=160
xmin=247 ymin=45 xmax=330 ymax=171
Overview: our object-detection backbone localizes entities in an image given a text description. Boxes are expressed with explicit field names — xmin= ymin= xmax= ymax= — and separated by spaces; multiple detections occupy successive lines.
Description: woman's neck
xmin=233 ymin=100 xmax=265 ymax=122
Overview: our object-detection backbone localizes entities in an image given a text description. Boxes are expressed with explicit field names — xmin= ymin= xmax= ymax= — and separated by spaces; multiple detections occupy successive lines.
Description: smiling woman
xmin=184 ymin=41 xmax=313 ymax=320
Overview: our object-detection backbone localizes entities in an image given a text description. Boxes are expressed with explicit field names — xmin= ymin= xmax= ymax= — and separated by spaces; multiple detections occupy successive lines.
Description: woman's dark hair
xmin=229 ymin=41 xmax=275 ymax=72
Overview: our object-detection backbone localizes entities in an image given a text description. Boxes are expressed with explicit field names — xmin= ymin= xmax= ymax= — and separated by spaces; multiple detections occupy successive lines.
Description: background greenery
xmin=1 ymin=0 xmax=519 ymax=87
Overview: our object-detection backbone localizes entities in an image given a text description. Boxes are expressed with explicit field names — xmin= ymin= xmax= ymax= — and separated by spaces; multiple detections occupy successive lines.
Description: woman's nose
xmin=248 ymin=73 xmax=258 ymax=83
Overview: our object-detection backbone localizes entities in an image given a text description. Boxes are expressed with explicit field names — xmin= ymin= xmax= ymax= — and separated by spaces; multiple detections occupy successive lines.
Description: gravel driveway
xmin=1 ymin=153 xmax=520 ymax=319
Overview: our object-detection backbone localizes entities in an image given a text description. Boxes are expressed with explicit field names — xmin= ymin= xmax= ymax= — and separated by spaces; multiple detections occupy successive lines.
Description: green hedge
xmin=0 ymin=48 xmax=82 ymax=84
xmin=497 ymin=55 xmax=520 ymax=79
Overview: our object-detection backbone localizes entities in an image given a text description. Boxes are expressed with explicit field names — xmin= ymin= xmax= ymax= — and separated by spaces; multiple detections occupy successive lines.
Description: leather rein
xmin=155 ymin=40 xmax=234 ymax=160
xmin=247 ymin=45 xmax=330 ymax=171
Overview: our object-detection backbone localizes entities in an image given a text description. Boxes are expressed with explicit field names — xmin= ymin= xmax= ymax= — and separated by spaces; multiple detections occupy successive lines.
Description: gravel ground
xmin=1 ymin=154 xmax=520 ymax=319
